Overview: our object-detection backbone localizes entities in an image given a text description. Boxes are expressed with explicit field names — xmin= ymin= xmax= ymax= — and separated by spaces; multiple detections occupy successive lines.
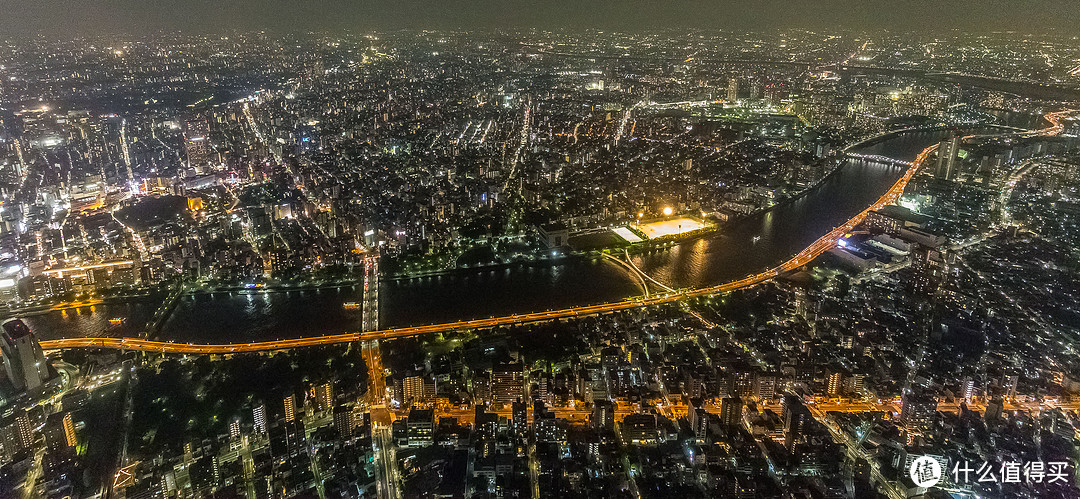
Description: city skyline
xmin=0 ymin=24 xmax=1078 ymax=499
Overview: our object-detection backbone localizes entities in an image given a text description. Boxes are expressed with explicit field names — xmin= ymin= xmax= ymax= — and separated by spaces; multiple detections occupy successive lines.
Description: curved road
xmin=39 ymin=110 xmax=1072 ymax=354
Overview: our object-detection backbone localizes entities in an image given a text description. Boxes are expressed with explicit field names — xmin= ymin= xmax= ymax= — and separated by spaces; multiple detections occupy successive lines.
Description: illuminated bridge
xmin=38 ymin=111 xmax=1073 ymax=354
xmin=844 ymin=152 xmax=913 ymax=167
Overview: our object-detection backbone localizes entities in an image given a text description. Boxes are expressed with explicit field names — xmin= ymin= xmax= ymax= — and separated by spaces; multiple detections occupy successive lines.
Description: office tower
xmin=731 ymin=368 xmax=754 ymax=397
xmin=407 ymin=408 xmax=434 ymax=447
xmin=491 ymin=363 xmax=524 ymax=405
xmin=229 ymin=419 xmax=241 ymax=439
xmin=253 ymin=404 xmax=267 ymax=435
xmin=295 ymin=123 xmax=319 ymax=156
xmin=727 ymin=77 xmax=739 ymax=102
xmin=749 ymin=80 xmax=762 ymax=100
xmin=333 ymin=405 xmax=355 ymax=438
xmin=1 ymin=319 xmax=50 ymax=393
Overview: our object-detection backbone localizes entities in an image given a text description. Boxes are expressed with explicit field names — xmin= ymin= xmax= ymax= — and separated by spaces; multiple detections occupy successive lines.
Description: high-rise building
xmin=491 ymin=363 xmax=524 ymax=405
xmin=720 ymin=397 xmax=743 ymax=429
xmin=1 ymin=319 xmax=50 ymax=393
xmin=910 ymin=245 xmax=948 ymax=294
xmin=784 ymin=397 xmax=812 ymax=452
xmin=727 ymin=78 xmax=739 ymax=102
xmin=253 ymin=404 xmax=267 ymax=435
xmin=333 ymin=405 xmax=355 ymax=438
xmin=283 ymin=394 xmax=296 ymax=422
xmin=749 ymin=80 xmax=762 ymax=100
xmin=229 ymin=419 xmax=241 ymax=439
xmin=184 ymin=117 xmax=211 ymax=171
xmin=0 ymin=412 xmax=33 ymax=462
xmin=14 ymin=412 xmax=32 ymax=449
xmin=533 ymin=373 xmax=552 ymax=405
xmin=690 ymin=405 xmax=709 ymax=442
xmin=846 ymin=373 xmax=867 ymax=394
xmin=960 ymin=377 xmax=975 ymax=402
xmin=754 ymin=372 xmax=778 ymax=400
xmin=407 ymin=408 xmax=434 ymax=447
xmin=731 ymin=368 xmax=754 ymax=398
xmin=512 ymin=400 xmax=528 ymax=435
xmin=402 ymin=375 xmax=425 ymax=406
xmin=535 ymin=408 xmax=566 ymax=446
xmin=900 ymin=389 xmax=938 ymax=435
xmin=935 ymin=135 xmax=962 ymax=180
xmin=827 ymin=371 xmax=844 ymax=396
xmin=44 ymin=412 xmax=76 ymax=450
xmin=313 ymin=382 xmax=333 ymax=412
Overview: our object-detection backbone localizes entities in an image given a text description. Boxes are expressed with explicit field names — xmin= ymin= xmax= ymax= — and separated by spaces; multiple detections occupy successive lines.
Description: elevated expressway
xmin=39 ymin=111 xmax=1073 ymax=355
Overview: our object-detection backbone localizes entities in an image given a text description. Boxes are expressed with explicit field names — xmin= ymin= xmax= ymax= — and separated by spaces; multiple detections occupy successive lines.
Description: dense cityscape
xmin=0 ymin=23 xmax=1079 ymax=499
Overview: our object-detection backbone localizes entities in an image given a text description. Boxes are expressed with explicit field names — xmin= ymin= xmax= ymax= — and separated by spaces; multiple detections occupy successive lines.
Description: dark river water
xmin=25 ymin=127 xmax=1009 ymax=343
xmin=632 ymin=129 xmax=956 ymax=289
xmin=18 ymin=298 xmax=162 ymax=342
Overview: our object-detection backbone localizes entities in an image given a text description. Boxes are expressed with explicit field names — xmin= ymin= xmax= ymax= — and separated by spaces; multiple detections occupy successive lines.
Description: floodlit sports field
xmin=612 ymin=227 xmax=644 ymax=243
xmin=633 ymin=217 xmax=707 ymax=239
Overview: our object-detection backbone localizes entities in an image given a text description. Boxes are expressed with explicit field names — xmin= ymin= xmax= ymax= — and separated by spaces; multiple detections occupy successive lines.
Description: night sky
xmin=0 ymin=0 xmax=1077 ymax=36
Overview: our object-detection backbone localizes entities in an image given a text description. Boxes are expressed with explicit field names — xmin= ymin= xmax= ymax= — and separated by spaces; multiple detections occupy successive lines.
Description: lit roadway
xmin=38 ymin=111 xmax=1073 ymax=355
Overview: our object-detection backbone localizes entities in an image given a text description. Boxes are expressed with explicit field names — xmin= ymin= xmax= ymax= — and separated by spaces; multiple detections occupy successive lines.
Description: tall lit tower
xmin=727 ymin=78 xmax=739 ymax=102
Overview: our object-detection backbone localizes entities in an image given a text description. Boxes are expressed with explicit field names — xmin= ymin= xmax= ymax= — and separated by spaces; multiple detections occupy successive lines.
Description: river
xmin=23 ymin=127 xmax=1008 ymax=343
